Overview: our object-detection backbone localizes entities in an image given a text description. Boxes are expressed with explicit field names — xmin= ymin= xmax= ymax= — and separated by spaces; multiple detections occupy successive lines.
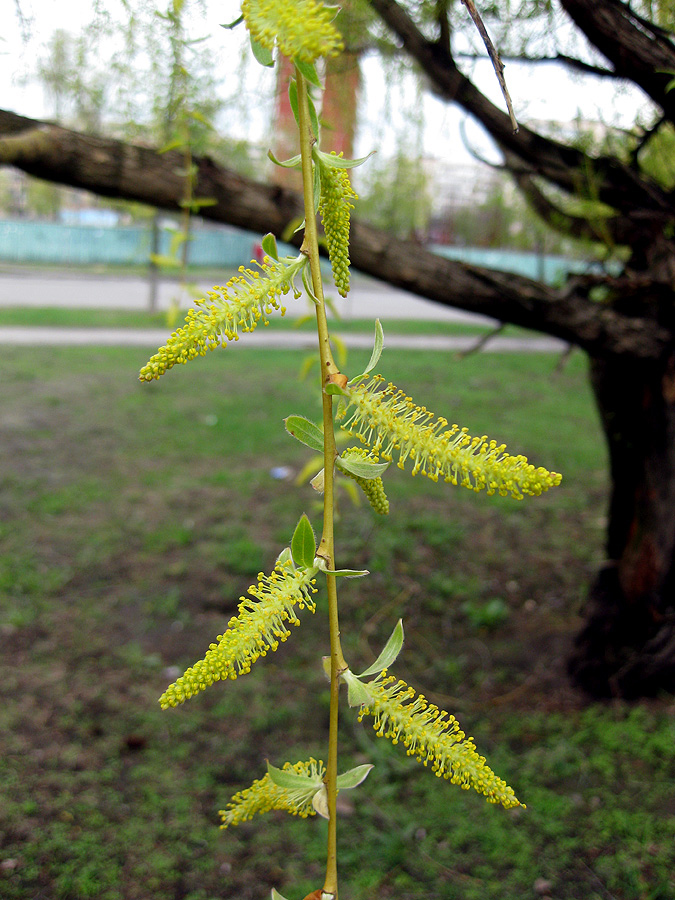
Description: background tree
xmin=3 ymin=0 xmax=675 ymax=698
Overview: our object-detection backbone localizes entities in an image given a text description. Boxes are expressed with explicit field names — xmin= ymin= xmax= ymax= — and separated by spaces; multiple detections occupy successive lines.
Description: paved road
xmin=0 ymin=270 xmax=495 ymax=325
xmin=0 ymin=326 xmax=566 ymax=352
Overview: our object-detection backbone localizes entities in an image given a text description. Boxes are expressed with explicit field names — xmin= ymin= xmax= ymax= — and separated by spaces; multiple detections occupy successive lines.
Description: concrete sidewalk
xmin=0 ymin=326 xmax=567 ymax=352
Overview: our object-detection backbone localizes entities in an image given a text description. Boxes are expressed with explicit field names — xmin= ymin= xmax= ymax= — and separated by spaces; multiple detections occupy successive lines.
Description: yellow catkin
xmin=159 ymin=562 xmax=317 ymax=708
xmin=219 ymin=759 xmax=325 ymax=827
xmin=340 ymin=376 xmax=562 ymax=499
xmin=242 ymin=0 xmax=343 ymax=62
xmin=358 ymin=672 xmax=523 ymax=809
xmin=139 ymin=256 xmax=303 ymax=381
xmin=319 ymin=156 xmax=357 ymax=297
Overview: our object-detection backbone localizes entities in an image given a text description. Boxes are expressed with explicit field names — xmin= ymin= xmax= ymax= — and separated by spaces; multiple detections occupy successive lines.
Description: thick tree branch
xmin=366 ymin=0 xmax=674 ymax=226
xmin=0 ymin=108 xmax=669 ymax=360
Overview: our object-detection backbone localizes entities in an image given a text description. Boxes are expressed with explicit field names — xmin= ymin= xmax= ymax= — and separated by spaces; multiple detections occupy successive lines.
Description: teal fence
xmin=0 ymin=220 xmax=260 ymax=267
xmin=0 ymin=219 xmax=606 ymax=284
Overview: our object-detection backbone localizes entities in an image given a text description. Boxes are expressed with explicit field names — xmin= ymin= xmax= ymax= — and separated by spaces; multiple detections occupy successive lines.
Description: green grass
xmin=0 ymin=344 xmax=672 ymax=900
xmin=0 ymin=304 xmax=503 ymax=336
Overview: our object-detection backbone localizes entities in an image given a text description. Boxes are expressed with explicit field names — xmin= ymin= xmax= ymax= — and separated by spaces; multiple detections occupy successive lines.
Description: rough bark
xmin=569 ymin=353 xmax=675 ymax=697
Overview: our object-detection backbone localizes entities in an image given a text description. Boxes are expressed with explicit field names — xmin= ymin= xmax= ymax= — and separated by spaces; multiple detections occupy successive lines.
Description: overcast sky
xmin=3 ymin=0 xmax=650 ymax=168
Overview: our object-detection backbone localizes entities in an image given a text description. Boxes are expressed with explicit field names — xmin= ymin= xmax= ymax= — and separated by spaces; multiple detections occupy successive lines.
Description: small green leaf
xmin=307 ymin=91 xmax=320 ymax=140
xmin=261 ymin=233 xmax=279 ymax=260
xmin=294 ymin=58 xmax=322 ymax=89
xmin=313 ymin=557 xmax=369 ymax=578
xmin=330 ymin=568 xmax=370 ymax=578
xmin=316 ymin=147 xmax=376 ymax=169
xmin=267 ymin=149 xmax=302 ymax=169
xmin=336 ymin=456 xmax=390 ymax=480
xmin=275 ymin=547 xmax=294 ymax=568
xmin=291 ymin=513 xmax=317 ymax=569
xmin=312 ymin=785 xmax=329 ymax=818
xmin=282 ymin=216 xmax=305 ymax=241
xmin=288 ymin=79 xmax=300 ymax=127
xmin=284 ymin=415 xmax=324 ymax=452
xmin=250 ymin=35 xmax=274 ymax=67
xmin=325 ymin=383 xmax=349 ymax=397
xmin=343 ymin=669 xmax=374 ymax=708
xmin=302 ymin=265 xmax=321 ymax=306
xmin=336 ymin=764 xmax=374 ymax=791
xmin=349 ymin=319 xmax=384 ymax=385
xmin=221 ymin=14 xmax=244 ymax=29
xmin=267 ymin=761 xmax=322 ymax=791
xmin=358 ymin=619 xmax=404 ymax=678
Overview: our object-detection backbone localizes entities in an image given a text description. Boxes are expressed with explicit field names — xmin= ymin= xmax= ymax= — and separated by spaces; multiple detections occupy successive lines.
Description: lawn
xmin=0 ymin=342 xmax=673 ymax=900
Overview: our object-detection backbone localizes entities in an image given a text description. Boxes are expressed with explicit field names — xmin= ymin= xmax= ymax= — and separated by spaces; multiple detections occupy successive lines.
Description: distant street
xmin=0 ymin=269 xmax=494 ymax=324
xmin=0 ymin=269 xmax=567 ymax=351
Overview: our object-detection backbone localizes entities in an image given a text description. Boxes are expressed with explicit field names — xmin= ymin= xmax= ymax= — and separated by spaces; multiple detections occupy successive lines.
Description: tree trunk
xmin=569 ymin=352 xmax=675 ymax=697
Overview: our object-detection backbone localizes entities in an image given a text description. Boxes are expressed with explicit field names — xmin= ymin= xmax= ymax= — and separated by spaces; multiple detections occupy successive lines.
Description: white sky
xmin=2 ymin=0 xmax=651 ymax=169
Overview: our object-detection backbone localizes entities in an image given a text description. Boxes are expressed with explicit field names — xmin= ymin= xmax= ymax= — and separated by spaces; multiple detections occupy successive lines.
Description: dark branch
xmin=366 ymin=0 xmax=674 ymax=227
xmin=0 ymin=107 xmax=668 ymax=361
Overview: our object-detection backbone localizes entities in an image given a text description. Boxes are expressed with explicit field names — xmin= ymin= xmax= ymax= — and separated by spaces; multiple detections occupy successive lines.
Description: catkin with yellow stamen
xmin=358 ymin=672 xmax=522 ymax=808
xmin=339 ymin=376 xmax=562 ymax=499
xmin=242 ymin=0 xmax=343 ymax=62
xmin=319 ymin=155 xmax=357 ymax=297
xmin=219 ymin=759 xmax=325 ymax=827
xmin=139 ymin=255 xmax=304 ymax=381
xmin=159 ymin=561 xmax=318 ymax=708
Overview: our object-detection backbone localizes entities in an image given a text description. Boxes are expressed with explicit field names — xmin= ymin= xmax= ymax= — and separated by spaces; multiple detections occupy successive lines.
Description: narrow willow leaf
xmin=302 ymin=264 xmax=321 ymax=305
xmin=288 ymin=78 xmax=300 ymax=127
xmin=343 ymin=669 xmax=375 ymax=708
xmin=307 ymin=91 xmax=320 ymax=139
xmin=221 ymin=14 xmax=244 ymax=28
xmin=336 ymin=764 xmax=374 ymax=791
xmin=315 ymin=147 xmax=376 ymax=169
xmin=250 ymin=35 xmax=274 ymax=67
xmin=261 ymin=233 xmax=279 ymax=260
xmin=282 ymin=216 xmax=305 ymax=241
xmin=267 ymin=761 xmax=322 ymax=792
xmin=314 ymin=557 xmax=369 ymax=578
xmin=349 ymin=319 xmax=384 ymax=385
xmin=295 ymin=58 xmax=322 ymax=88
xmin=336 ymin=455 xmax=390 ymax=480
xmin=358 ymin=619 xmax=404 ymax=678
xmin=291 ymin=514 xmax=317 ymax=568
xmin=268 ymin=149 xmax=302 ymax=169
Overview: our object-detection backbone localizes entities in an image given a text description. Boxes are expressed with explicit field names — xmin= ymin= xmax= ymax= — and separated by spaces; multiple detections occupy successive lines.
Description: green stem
xmin=295 ymin=66 xmax=346 ymax=900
